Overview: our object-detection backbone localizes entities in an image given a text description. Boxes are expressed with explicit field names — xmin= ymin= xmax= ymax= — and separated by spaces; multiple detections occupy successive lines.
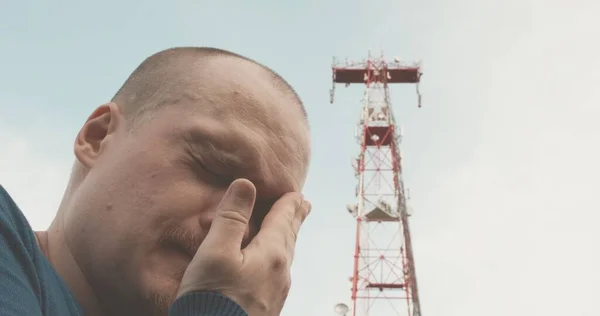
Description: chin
xmin=145 ymin=255 xmax=189 ymax=301
xmin=147 ymin=286 xmax=178 ymax=316
xmin=138 ymin=271 xmax=181 ymax=316
xmin=133 ymin=247 xmax=190 ymax=314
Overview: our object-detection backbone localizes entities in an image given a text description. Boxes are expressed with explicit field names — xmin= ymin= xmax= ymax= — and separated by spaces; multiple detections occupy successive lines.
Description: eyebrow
xmin=184 ymin=129 xmax=258 ymax=174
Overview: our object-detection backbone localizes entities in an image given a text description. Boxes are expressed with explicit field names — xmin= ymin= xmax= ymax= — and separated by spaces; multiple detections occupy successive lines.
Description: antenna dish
xmin=346 ymin=203 xmax=358 ymax=217
xmin=334 ymin=303 xmax=349 ymax=315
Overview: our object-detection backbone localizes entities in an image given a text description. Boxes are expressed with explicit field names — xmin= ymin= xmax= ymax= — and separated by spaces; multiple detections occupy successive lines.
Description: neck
xmin=35 ymin=217 xmax=104 ymax=316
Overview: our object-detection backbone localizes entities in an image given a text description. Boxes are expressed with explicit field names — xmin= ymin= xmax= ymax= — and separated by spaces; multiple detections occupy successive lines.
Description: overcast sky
xmin=1 ymin=0 xmax=599 ymax=315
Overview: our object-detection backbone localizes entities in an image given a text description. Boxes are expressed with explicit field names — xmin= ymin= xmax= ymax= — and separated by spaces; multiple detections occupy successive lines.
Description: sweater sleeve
xmin=169 ymin=292 xmax=247 ymax=316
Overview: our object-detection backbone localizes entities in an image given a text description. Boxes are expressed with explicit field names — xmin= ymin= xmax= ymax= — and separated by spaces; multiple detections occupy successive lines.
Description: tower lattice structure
xmin=330 ymin=51 xmax=423 ymax=316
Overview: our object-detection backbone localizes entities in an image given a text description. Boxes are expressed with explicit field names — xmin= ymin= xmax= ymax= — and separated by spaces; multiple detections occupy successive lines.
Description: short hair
xmin=111 ymin=47 xmax=307 ymax=126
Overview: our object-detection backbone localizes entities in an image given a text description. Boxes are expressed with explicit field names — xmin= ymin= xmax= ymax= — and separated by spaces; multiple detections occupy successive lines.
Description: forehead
xmin=151 ymin=57 xmax=309 ymax=196
xmin=197 ymin=57 xmax=298 ymax=120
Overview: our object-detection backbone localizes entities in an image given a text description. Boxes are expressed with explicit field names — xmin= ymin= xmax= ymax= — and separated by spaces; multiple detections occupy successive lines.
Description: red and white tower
xmin=330 ymin=51 xmax=423 ymax=316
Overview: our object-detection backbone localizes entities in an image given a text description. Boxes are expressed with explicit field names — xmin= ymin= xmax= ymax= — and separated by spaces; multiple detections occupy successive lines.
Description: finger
xmin=290 ymin=199 xmax=311 ymax=242
xmin=257 ymin=192 xmax=302 ymax=238
xmin=286 ymin=199 xmax=311 ymax=264
xmin=202 ymin=178 xmax=256 ymax=254
xmin=249 ymin=193 xmax=306 ymax=265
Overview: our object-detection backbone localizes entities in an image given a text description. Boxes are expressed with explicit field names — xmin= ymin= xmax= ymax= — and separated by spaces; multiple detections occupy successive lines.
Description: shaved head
xmin=54 ymin=46 xmax=311 ymax=316
xmin=111 ymin=46 xmax=307 ymax=128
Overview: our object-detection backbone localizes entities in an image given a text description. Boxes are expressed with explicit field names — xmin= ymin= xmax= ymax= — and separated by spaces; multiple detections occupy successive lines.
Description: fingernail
xmin=228 ymin=179 xmax=255 ymax=205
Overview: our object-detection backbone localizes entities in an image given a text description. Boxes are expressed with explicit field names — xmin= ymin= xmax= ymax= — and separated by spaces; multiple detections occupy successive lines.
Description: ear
xmin=74 ymin=102 xmax=123 ymax=169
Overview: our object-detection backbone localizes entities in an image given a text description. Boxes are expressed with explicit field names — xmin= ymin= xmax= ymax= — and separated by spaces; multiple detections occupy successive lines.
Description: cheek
xmin=139 ymin=164 xmax=230 ymax=246
xmin=88 ymin=144 xmax=230 ymax=257
xmin=147 ymin=170 xmax=221 ymax=220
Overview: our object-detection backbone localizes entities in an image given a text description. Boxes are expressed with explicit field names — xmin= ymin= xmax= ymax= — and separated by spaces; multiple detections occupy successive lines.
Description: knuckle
xmin=301 ymin=200 xmax=312 ymax=221
xmin=276 ymin=193 xmax=303 ymax=212
xmin=270 ymin=251 xmax=289 ymax=271
xmin=290 ymin=228 xmax=298 ymax=241
xmin=282 ymin=277 xmax=291 ymax=295
xmin=253 ymin=299 xmax=269 ymax=314
xmin=218 ymin=208 xmax=249 ymax=226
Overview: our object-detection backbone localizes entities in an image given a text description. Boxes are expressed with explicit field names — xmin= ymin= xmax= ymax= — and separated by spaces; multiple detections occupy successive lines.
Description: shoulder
xmin=0 ymin=184 xmax=39 ymax=253
xmin=0 ymin=184 xmax=82 ymax=315
xmin=0 ymin=184 xmax=36 ymax=248
xmin=0 ymin=184 xmax=46 ymax=313
xmin=0 ymin=183 xmax=41 ymax=276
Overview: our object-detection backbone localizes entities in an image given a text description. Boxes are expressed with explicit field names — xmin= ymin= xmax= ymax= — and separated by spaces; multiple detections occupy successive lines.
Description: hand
xmin=177 ymin=178 xmax=312 ymax=316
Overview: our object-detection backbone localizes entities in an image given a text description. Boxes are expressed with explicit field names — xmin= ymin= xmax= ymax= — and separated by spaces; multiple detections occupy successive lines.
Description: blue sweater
xmin=0 ymin=185 xmax=246 ymax=316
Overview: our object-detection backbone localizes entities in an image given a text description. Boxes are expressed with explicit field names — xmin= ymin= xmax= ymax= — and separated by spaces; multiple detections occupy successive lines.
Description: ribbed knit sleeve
xmin=169 ymin=292 xmax=248 ymax=316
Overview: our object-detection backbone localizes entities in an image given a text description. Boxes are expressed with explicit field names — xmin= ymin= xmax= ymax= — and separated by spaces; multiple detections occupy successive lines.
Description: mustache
xmin=159 ymin=226 xmax=206 ymax=258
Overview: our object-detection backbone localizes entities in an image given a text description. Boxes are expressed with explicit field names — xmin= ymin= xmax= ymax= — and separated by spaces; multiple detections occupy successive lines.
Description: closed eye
xmin=191 ymin=156 xmax=233 ymax=187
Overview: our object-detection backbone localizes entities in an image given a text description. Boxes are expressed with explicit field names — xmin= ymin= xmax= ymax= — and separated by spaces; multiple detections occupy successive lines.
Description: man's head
xmin=56 ymin=47 xmax=310 ymax=316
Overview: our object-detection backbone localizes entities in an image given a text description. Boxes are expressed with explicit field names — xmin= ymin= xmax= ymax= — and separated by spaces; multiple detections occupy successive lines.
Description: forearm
xmin=169 ymin=292 xmax=247 ymax=316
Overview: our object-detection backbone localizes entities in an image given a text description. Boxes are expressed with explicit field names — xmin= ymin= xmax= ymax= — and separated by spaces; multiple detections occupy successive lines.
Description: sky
xmin=1 ymin=0 xmax=599 ymax=315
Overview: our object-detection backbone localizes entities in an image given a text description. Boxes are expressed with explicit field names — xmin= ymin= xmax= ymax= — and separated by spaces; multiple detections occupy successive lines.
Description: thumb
xmin=202 ymin=178 xmax=256 ymax=252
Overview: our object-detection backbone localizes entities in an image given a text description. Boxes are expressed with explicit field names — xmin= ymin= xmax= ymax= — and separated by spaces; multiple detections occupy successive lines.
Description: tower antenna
xmin=329 ymin=51 xmax=424 ymax=316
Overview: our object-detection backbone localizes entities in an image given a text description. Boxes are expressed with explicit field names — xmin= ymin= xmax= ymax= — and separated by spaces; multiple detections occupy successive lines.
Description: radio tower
xmin=329 ymin=51 xmax=423 ymax=316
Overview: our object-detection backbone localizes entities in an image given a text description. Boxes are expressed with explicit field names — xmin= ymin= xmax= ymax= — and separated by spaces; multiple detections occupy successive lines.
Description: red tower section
xmin=330 ymin=52 xmax=423 ymax=316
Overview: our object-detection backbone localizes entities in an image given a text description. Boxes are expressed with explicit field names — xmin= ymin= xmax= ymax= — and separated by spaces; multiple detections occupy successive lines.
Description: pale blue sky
xmin=2 ymin=0 xmax=600 ymax=315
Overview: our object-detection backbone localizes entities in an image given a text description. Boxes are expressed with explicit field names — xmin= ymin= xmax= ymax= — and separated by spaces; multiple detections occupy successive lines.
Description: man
xmin=0 ymin=47 xmax=312 ymax=316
